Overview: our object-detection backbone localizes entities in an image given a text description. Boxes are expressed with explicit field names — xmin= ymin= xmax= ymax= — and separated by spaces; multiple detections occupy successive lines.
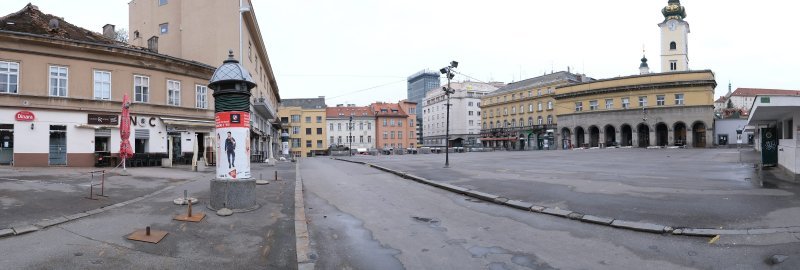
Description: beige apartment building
xmin=0 ymin=4 xmax=215 ymax=166
xmin=278 ymin=98 xmax=327 ymax=157
xmin=479 ymin=71 xmax=592 ymax=150
xmin=129 ymin=0 xmax=280 ymax=162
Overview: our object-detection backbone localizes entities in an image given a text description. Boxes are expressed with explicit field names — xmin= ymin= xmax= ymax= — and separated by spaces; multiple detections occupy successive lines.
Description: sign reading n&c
xmin=15 ymin=111 xmax=35 ymax=121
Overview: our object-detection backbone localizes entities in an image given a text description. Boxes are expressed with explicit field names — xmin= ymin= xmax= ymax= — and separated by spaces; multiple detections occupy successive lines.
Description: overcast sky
xmin=3 ymin=1 xmax=798 ymax=106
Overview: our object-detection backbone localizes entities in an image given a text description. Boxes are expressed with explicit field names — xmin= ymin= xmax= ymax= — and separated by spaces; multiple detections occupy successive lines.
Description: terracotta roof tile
xmin=0 ymin=4 xmax=120 ymax=45
xmin=326 ymin=106 xmax=372 ymax=118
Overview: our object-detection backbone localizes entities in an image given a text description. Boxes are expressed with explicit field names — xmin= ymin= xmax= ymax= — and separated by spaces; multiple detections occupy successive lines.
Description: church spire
xmin=662 ymin=0 xmax=687 ymax=21
xmin=639 ymin=47 xmax=650 ymax=75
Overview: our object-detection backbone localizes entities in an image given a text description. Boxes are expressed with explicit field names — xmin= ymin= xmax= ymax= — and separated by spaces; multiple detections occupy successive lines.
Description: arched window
xmin=537 ymin=116 xmax=543 ymax=125
xmin=670 ymin=41 xmax=676 ymax=50
xmin=511 ymin=119 xmax=516 ymax=127
xmin=528 ymin=117 xmax=533 ymax=126
xmin=537 ymin=102 xmax=543 ymax=111
xmin=489 ymin=122 xmax=493 ymax=128
xmin=547 ymin=115 xmax=553 ymax=125
xmin=519 ymin=118 xmax=524 ymax=127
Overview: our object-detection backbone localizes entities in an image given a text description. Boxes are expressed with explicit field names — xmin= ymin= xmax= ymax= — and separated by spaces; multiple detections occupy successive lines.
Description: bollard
xmin=187 ymin=199 xmax=193 ymax=217
xmin=146 ymin=226 xmax=151 ymax=236
xmin=274 ymin=171 xmax=278 ymax=181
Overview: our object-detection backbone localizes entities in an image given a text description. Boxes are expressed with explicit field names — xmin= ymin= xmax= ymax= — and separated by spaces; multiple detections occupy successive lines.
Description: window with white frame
xmin=675 ymin=93 xmax=684 ymax=105
xmin=93 ymin=70 xmax=111 ymax=100
xmin=638 ymin=96 xmax=647 ymax=107
xmin=589 ymin=100 xmax=598 ymax=110
xmin=0 ymin=61 xmax=19 ymax=94
xmin=167 ymin=80 xmax=181 ymax=106
xmin=537 ymin=102 xmax=543 ymax=111
xmin=622 ymin=97 xmax=630 ymax=108
xmin=134 ymin=75 xmax=150 ymax=102
xmin=575 ymin=102 xmax=583 ymax=112
xmin=511 ymin=107 xmax=516 ymax=114
xmin=547 ymin=115 xmax=553 ymax=125
xmin=469 ymin=120 xmax=474 ymax=126
xmin=528 ymin=104 xmax=533 ymax=112
xmin=656 ymin=95 xmax=665 ymax=106
xmin=195 ymin=85 xmax=207 ymax=108
xmin=547 ymin=101 xmax=553 ymax=110
xmin=605 ymin=99 xmax=613 ymax=109
xmin=537 ymin=116 xmax=543 ymax=125
xmin=49 ymin=66 xmax=68 ymax=97
xmin=159 ymin=23 xmax=168 ymax=34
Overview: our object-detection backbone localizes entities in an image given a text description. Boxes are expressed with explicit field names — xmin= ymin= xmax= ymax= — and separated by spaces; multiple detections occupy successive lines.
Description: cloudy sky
xmin=2 ymin=0 xmax=798 ymax=106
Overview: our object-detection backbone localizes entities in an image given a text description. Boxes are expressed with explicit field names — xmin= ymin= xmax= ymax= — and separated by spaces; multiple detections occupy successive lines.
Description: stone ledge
xmin=581 ymin=215 xmax=614 ymax=225
xmin=610 ymin=220 xmax=667 ymax=233
xmin=0 ymin=228 xmax=14 ymax=238
xmin=504 ymin=200 xmax=534 ymax=211
xmin=34 ymin=216 xmax=69 ymax=228
xmin=541 ymin=207 xmax=573 ymax=217
xmin=464 ymin=190 xmax=500 ymax=201
xmin=12 ymin=225 xmax=39 ymax=235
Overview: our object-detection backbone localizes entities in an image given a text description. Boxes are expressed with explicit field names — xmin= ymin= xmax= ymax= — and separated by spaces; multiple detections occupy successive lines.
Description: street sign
xmin=14 ymin=111 xmax=34 ymax=121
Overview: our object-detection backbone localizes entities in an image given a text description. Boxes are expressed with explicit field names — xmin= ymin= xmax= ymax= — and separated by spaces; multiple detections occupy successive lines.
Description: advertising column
xmin=207 ymin=51 xmax=258 ymax=212
xmin=215 ymin=111 xmax=250 ymax=179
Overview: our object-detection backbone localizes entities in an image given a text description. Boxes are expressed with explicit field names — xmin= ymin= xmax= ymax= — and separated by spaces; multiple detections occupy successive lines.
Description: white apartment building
xmin=422 ymin=82 xmax=497 ymax=147
xmin=326 ymin=105 xmax=375 ymax=150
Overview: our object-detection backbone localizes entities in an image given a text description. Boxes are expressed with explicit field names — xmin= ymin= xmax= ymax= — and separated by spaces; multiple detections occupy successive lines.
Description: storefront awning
xmin=161 ymin=117 xmax=214 ymax=128
xmin=75 ymin=124 xmax=118 ymax=129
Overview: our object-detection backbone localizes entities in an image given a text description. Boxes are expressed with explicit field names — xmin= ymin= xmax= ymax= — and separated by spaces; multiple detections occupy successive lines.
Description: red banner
xmin=215 ymin=111 xmax=250 ymax=129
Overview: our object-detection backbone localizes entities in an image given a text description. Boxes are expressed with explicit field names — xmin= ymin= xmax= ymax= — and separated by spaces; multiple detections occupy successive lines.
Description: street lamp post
xmin=349 ymin=116 xmax=353 ymax=156
xmin=440 ymin=61 xmax=458 ymax=168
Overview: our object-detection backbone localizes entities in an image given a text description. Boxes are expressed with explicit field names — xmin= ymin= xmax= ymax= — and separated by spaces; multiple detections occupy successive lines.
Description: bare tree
xmin=115 ymin=28 xmax=129 ymax=43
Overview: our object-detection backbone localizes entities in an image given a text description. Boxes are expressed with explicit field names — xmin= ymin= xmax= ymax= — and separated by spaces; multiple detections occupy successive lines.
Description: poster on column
xmin=215 ymin=111 xmax=251 ymax=179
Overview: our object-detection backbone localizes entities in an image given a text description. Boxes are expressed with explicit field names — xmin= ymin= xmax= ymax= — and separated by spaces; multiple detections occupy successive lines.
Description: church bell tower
xmin=659 ymin=0 xmax=689 ymax=72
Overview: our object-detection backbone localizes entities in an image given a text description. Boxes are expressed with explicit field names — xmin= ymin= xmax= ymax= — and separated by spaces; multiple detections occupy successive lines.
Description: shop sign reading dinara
xmin=15 ymin=111 xmax=35 ymax=121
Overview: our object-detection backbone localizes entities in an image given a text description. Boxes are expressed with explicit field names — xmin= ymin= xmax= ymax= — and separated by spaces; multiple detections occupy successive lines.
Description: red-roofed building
xmin=370 ymin=100 xmax=417 ymax=151
xmin=728 ymin=88 xmax=800 ymax=112
xmin=325 ymin=105 xmax=375 ymax=150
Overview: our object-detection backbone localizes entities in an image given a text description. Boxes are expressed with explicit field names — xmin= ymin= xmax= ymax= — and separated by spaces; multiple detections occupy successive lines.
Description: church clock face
xmin=668 ymin=20 xmax=677 ymax=31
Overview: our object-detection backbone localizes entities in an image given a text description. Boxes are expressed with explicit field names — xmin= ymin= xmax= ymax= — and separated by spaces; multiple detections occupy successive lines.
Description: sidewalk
xmin=0 ymin=162 xmax=297 ymax=269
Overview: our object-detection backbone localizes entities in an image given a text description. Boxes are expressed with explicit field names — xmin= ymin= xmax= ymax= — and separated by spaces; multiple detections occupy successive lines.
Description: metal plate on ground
xmin=174 ymin=213 xmax=206 ymax=222
xmin=126 ymin=229 xmax=168 ymax=244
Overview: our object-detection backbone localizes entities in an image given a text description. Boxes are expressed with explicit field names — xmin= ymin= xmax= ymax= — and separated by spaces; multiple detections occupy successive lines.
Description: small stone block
xmin=35 ymin=217 xmax=69 ymax=228
xmin=530 ymin=205 xmax=545 ymax=212
xmin=216 ymin=208 xmax=233 ymax=216
xmin=174 ymin=212 xmax=206 ymax=222
xmin=504 ymin=200 xmax=534 ymax=210
xmin=0 ymin=229 xmax=14 ymax=237
xmin=255 ymin=180 xmax=269 ymax=185
xmin=610 ymin=220 xmax=666 ymax=233
xmin=541 ymin=207 xmax=572 ymax=217
xmin=581 ymin=215 xmax=614 ymax=225
xmin=494 ymin=197 xmax=510 ymax=203
xmin=769 ymin=254 xmax=789 ymax=265
xmin=437 ymin=183 xmax=470 ymax=193
xmin=680 ymin=228 xmax=747 ymax=236
xmin=672 ymin=228 xmax=684 ymax=235
xmin=747 ymin=228 xmax=781 ymax=235
xmin=126 ymin=229 xmax=168 ymax=244
xmin=13 ymin=225 xmax=39 ymax=235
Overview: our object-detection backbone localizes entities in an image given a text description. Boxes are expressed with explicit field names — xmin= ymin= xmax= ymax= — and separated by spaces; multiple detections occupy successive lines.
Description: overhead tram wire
xmin=327 ymin=79 xmax=407 ymax=100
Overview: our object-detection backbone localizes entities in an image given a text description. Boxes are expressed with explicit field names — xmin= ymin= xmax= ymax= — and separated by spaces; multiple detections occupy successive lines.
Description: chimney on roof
xmin=348 ymin=104 xmax=355 ymax=107
xmin=147 ymin=36 xmax=158 ymax=52
xmin=336 ymin=104 xmax=343 ymax=107
xmin=102 ymin=24 xmax=115 ymax=39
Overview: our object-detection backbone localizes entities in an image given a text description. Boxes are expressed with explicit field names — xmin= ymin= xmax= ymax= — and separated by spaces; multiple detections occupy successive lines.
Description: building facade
xmin=371 ymin=101 xmax=417 ymax=150
xmin=748 ymin=95 xmax=800 ymax=180
xmin=479 ymin=71 xmax=592 ymax=150
xmin=0 ymin=4 xmax=216 ymax=167
xmin=407 ymin=69 xmax=440 ymax=144
xmin=554 ymin=70 xmax=716 ymax=149
xmin=278 ymin=97 xmax=326 ymax=157
xmin=422 ymin=82 xmax=496 ymax=147
xmin=129 ymin=0 xmax=280 ymax=163
xmin=326 ymin=105 xmax=375 ymax=150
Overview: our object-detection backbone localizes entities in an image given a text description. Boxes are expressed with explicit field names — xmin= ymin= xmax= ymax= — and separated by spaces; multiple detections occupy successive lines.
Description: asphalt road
xmin=301 ymin=158 xmax=800 ymax=269
xmin=340 ymin=148 xmax=800 ymax=230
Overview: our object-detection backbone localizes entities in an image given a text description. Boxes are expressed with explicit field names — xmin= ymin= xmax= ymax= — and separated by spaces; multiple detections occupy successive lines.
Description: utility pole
xmin=349 ymin=115 xmax=353 ymax=156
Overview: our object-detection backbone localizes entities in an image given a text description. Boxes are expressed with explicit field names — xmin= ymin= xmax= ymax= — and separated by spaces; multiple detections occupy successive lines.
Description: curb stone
xmin=465 ymin=190 xmax=499 ymax=201
xmin=541 ymin=207 xmax=573 ymax=217
xmin=504 ymin=200 xmax=534 ymax=211
xmin=294 ymin=160 xmax=316 ymax=269
xmin=34 ymin=216 xmax=69 ymax=228
xmin=581 ymin=215 xmax=614 ymax=225
xmin=611 ymin=220 xmax=668 ymax=233
xmin=12 ymin=225 xmax=39 ymax=235
xmin=530 ymin=205 xmax=545 ymax=212
xmin=0 ymin=228 xmax=14 ymax=237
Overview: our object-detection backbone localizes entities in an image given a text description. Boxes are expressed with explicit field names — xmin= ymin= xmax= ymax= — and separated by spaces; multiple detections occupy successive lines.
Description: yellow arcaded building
xmin=278 ymin=97 xmax=327 ymax=157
